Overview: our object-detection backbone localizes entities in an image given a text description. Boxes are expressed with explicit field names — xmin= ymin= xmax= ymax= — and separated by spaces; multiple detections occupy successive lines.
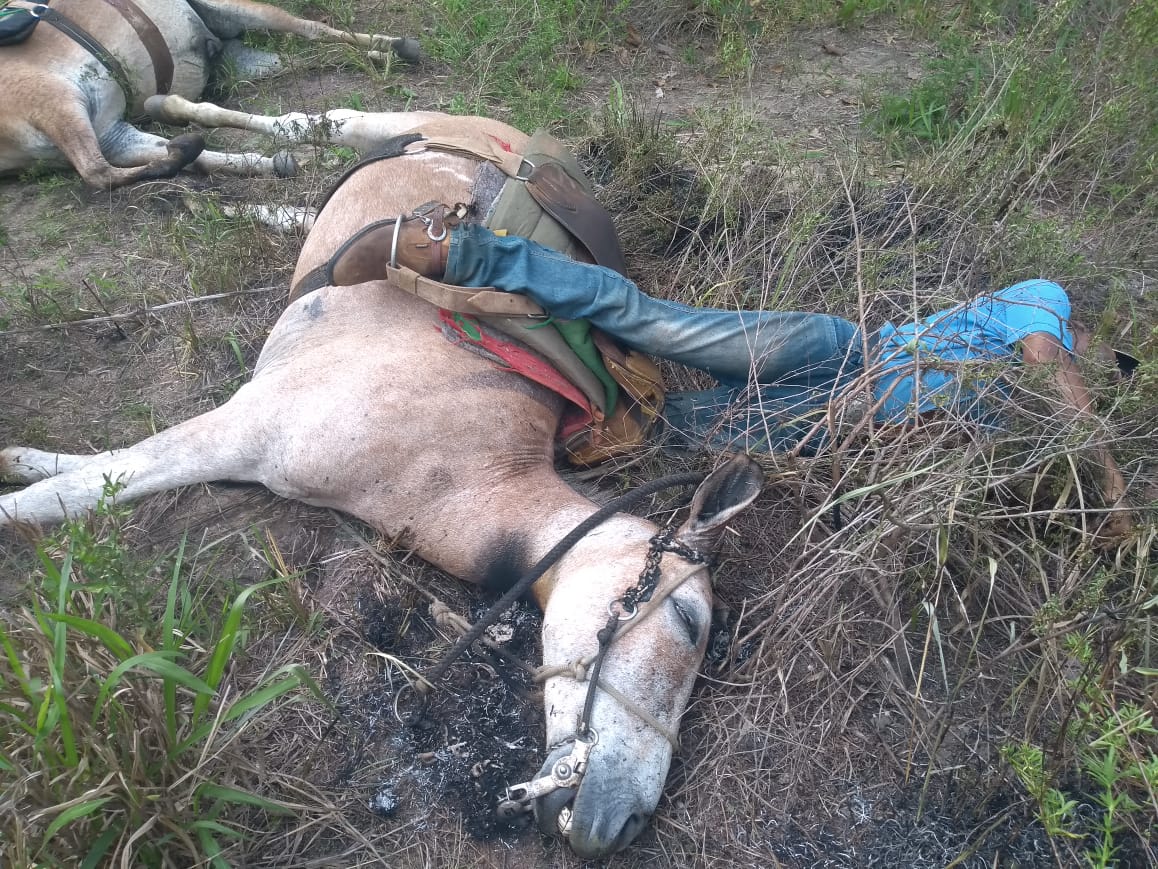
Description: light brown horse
xmin=0 ymin=113 xmax=765 ymax=857
xmin=0 ymin=0 xmax=417 ymax=188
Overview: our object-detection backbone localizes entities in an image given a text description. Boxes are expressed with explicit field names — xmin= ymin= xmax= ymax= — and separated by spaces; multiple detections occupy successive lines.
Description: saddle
xmin=294 ymin=129 xmax=665 ymax=467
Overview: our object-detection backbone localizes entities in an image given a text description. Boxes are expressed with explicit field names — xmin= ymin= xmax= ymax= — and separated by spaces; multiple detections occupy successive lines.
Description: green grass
xmin=425 ymin=0 xmax=629 ymax=130
xmin=1005 ymin=624 xmax=1158 ymax=867
xmin=872 ymin=1 xmax=1156 ymax=238
xmin=0 ymin=487 xmax=321 ymax=867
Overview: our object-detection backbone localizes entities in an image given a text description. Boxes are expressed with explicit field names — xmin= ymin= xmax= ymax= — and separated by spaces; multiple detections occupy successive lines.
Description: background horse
xmin=0 ymin=113 xmax=764 ymax=858
xmin=0 ymin=0 xmax=417 ymax=188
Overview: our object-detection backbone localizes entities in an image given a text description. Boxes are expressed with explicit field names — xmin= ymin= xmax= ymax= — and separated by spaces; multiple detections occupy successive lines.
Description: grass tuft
xmin=0 ymin=486 xmax=318 ymax=867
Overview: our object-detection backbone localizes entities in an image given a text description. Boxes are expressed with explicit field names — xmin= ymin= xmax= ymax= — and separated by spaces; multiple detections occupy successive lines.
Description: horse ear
xmin=674 ymin=454 xmax=764 ymax=553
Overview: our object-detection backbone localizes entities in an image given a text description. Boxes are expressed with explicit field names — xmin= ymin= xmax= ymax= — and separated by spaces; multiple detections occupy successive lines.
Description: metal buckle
xmin=496 ymin=730 xmax=598 ymax=819
xmin=514 ymin=158 xmax=536 ymax=182
xmin=609 ymin=599 xmax=637 ymax=621
xmin=425 ymin=221 xmax=447 ymax=242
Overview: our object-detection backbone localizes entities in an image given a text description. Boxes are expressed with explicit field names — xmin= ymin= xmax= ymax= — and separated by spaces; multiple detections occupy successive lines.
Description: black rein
xmin=416 ymin=470 xmax=708 ymax=692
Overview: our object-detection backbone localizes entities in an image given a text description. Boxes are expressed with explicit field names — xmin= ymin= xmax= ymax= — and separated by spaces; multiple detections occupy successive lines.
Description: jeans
xmin=446 ymin=224 xmax=865 ymax=453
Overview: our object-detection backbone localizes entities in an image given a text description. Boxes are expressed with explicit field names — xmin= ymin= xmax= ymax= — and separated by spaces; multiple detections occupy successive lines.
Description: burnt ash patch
xmin=345 ymin=590 xmax=544 ymax=841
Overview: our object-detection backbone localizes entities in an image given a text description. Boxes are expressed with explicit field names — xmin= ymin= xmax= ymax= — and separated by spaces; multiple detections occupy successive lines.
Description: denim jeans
xmin=446 ymin=224 xmax=864 ymax=453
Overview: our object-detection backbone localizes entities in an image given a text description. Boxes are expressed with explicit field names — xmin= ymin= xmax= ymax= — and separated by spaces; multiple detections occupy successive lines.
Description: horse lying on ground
xmin=0 ymin=113 xmax=765 ymax=858
xmin=0 ymin=0 xmax=418 ymax=189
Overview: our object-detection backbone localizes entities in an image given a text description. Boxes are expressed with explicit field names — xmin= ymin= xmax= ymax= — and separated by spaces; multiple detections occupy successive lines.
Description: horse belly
xmin=53 ymin=0 xmax=216 ymax=113
xmin=134 ymin=0 xmax=218 ymax=102
xmin=246 ymin=286 xmax=561 ymax=536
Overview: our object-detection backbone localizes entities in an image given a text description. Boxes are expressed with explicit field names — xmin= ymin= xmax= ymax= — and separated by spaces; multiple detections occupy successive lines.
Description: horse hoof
xmin=273 ymin=151 xmax=297 ymax=178
xmin=145 ymin=94 xmax=185 ymax=125
xmin=166 ymin=133 xmax=206 ymax=167
xmin=391 ymin=37 xmax=422 ymax=63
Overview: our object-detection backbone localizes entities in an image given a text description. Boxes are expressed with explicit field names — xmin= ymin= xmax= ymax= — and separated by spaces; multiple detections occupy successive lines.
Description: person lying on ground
xmin=382 ymin=211 xmax=1135 ymax=541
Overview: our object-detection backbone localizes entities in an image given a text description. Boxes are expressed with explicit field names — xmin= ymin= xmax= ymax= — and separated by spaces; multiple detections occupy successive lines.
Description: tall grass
xmin=581 ymin=64 xmax=1156 ymax=859
xmin=0 ymin=487 xmax=320 ymax=867
xmin=873 ymin=1 xmax=1156 ymax=265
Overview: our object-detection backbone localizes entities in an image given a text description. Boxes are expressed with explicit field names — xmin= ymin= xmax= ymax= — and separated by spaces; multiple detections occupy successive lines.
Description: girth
xmin=7 ymin=0 xmax=173 ymax=97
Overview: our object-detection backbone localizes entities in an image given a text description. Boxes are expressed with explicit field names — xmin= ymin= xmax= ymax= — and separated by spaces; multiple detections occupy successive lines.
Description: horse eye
xmin=669 ymin=599 xmax=702 ymax=646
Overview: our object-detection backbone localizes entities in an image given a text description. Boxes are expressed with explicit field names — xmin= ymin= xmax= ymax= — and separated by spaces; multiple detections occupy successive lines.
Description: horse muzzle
xmin=525 ymin=738 xmax=654 ymax=858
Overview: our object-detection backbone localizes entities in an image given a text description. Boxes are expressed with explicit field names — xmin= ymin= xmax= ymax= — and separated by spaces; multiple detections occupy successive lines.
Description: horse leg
xmin=218 ymin=39 xmax=282 ymax=80
xmin=0 ymin=402 xmax=263 ymax=528
xmin=185 ymin=0 xmax=421 ymax=61
xmin=102 ymin=121 xmax=296 ymax=178
xmin=0 ymin=449 xmax=105 ymax=484
xmin=24 ymin=87 xmax=205 ymax=190
xmin=144 ymin=95 xmax=445 ymax=154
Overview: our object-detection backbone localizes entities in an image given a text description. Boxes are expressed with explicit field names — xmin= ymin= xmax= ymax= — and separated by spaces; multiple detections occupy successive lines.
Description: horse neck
xmin=402 ymin=466 xmax=655 ymax=608
xmin=525 ymin=507 xmax=656 ymax=609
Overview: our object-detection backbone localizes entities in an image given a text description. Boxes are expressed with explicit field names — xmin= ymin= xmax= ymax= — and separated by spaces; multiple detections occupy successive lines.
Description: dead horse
xmin=0 ymin=0 xmax=418 ymax=189
xmin=0 ymin=114 xmax=765 ymax=857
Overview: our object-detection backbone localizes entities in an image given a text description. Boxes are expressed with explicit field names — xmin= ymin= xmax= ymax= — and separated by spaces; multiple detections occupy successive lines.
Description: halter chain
xmin=577 ymin=527 xmax=711 ymax=739
xmin=498 ymin=530 xmax=712 ymax=825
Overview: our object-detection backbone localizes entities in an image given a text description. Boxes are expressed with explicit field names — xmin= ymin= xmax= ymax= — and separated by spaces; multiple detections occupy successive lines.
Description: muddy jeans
xmin=445 ymin=224 xmax=865 ymax=453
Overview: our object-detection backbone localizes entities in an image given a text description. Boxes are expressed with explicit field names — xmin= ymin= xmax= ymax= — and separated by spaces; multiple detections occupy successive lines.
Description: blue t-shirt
xmin=873 ymin=279 xmax=1074 ymax=423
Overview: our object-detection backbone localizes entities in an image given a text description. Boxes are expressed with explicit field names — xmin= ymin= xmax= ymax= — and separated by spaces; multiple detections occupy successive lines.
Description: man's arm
xmin=1020 ymin=331 xmax=1132 ymax=539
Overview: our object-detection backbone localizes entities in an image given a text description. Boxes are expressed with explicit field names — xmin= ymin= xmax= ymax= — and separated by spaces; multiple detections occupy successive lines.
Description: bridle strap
xmin=417 ymin=471 xmax=707 ymax=690
xmin=572 ymin=558 xmax=706 ymax=749
xmin=532 ymin=557 xmax=705 ymax=750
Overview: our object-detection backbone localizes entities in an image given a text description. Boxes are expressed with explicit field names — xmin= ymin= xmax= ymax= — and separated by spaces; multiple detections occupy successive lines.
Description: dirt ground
xmin=1 ymin=9 xmax=1136 ymax=869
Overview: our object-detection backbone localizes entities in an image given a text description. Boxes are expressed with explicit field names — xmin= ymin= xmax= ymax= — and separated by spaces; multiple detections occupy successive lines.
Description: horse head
xmin=523 ymin=456 xmax=764 ymax=856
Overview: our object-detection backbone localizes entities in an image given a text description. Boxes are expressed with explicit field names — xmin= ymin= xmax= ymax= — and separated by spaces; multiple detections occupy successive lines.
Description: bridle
xmin=407 ymin=471 xmax=708 ymax=693
xmin=497 ymin=527 xmax=711 ymax=830
xmin=389 ymin=471 xmax=714 ymax=828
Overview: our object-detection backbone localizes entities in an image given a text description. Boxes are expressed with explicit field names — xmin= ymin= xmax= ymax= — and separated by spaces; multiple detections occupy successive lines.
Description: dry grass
xmin=2 ymin=2 xmax=1156 ymax=866
xmin=575 ymin=103 xmax=1157 ymax=866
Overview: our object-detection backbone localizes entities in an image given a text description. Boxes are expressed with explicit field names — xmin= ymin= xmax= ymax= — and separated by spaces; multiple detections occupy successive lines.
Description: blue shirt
xmin=873 ymin=279 xmax=1074 ymax=423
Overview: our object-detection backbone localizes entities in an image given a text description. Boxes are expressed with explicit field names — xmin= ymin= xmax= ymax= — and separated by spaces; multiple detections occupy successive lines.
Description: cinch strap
xmin=8 ymin=0 xmax=173 ymax=98
xmin=99 ymin=0 xmax=173 ymax=94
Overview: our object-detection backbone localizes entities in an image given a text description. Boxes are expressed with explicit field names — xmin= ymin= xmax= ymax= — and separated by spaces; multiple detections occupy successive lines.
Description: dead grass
xmin=580 ymin=102 xmax=1156 ymax=865
xmin=1 ymin=2 xmax=1155 ymax=866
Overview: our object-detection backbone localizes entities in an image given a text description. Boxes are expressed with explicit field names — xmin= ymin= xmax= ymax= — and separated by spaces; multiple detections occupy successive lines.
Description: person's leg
xmin=446 ymin=224 xmax=858 ymax=388
xmin=663 ymin=379 xmax=855 ymax=455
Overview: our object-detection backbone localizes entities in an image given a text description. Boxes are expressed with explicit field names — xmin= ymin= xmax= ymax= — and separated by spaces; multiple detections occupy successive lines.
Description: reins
xmin=414 ymin=470 xmax=708 ymax=695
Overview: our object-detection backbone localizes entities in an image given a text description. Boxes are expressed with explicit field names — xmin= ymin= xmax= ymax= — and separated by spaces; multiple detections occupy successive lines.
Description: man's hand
xmin=1095 ymin=505 xmax=1136 ymax=548
xmin=1020 ymin=331 xmax=1135 ymax=540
